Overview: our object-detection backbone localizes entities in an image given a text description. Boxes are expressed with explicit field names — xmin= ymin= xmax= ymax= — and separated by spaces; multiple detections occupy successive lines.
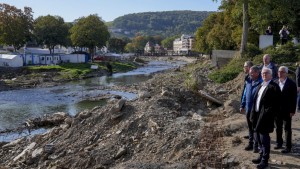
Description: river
xmin=0 ymin=60 xmax=186 ymax=133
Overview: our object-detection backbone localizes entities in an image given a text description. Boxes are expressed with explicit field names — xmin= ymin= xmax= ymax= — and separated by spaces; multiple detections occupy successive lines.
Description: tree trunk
xmin=49 ymin=47 xmax=52 ymax=54
xmin=89 ymin=47 xmax=95 ymax=62
xmin=240 ymin=0 xmax=249 ymax=57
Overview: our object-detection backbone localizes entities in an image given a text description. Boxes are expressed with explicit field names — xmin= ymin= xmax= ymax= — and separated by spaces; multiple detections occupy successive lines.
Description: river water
xmin=0 ymin=60 xmax=185 ymax=132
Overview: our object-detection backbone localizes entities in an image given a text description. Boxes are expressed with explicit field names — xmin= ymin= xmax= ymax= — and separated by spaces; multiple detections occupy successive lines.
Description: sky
xmin=1 ymin=0 xmax=221 ymax=22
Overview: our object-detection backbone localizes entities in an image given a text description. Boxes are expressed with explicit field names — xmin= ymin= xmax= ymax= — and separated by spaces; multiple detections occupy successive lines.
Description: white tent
xmin=0 ymin=54 xmax=23 ymax=67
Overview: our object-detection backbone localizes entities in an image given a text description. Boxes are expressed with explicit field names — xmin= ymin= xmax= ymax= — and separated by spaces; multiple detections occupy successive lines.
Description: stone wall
xmin=212 ymin=50 xmax=239 ymax=67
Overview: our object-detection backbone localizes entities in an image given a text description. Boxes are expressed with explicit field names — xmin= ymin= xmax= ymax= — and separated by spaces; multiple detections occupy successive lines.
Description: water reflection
xmin=0 ymin=128 xmax=47 ymax=142
xmin=0 ymin=60 xmax=186 ymax=130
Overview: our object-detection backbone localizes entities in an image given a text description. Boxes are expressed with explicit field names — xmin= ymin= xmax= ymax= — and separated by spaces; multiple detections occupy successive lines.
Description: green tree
xmin=70 ymin=14 xmax=110 ymax=61
xmin=107 ymin=37 xmax=126 ymax=53
xmin=34 ymin=15 xmax=69 ymax=54
xmin=195 ymin=11 xmax=239 ymax=53
xmin=161 ymin=36 xmax=178 ymax=50
xmin=0 ymin=3 xmax=33 ymax=51
xmin=250 ymin=0 xmax=300 ymax=39
xmin=64 ymin=22 xmax=73 ymax=49
xmin=124 ymin=43 xmax=134 ymax=52
xmin=132 ymin=35 xmax=148 ymax=51
xmin=212 ymin=0 xmax=249 ymax=56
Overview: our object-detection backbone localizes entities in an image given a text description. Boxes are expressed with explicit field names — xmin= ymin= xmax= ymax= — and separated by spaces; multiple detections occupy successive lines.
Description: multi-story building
xmin=173 ymin=34 xmax=195 ymax=55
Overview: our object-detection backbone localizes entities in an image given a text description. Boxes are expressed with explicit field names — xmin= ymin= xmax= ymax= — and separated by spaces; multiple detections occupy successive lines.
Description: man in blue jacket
xmin=240 ymin=66 xmax=263 ymax=153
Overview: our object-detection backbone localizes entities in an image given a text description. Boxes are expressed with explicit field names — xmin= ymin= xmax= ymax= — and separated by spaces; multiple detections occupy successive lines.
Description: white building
xmin=173 ymin=34 xmax=195 ymax=55
xmin=0 ymin=54 xmax=23 ymax=67
xmin=144 ymin=41 xmax=154 ymax=54
xmin=60 ymin=54 xmax=87 ymax=63
xmin=144 ymin=41 xmax=166 ymax=56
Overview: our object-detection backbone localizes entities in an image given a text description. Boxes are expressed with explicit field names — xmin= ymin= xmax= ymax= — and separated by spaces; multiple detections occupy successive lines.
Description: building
xmin=173 ymin=34 xmax=195 ymax=55
xmin=144 ymin=41 xmax=154 ymax=55
xmin=144 ymin=41 xmax=166 ymax=56
xmin=0 ymin=54 xmax=23 ymax=67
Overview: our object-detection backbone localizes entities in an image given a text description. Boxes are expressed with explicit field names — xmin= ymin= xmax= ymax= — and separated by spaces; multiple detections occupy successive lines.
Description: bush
xmin=263 ymin=43 xmax=298 ymax=64
xmin=244 ymin=43 xmax=262 ymax=58
xmin=208 ymin=57 xmax=246 ymax=83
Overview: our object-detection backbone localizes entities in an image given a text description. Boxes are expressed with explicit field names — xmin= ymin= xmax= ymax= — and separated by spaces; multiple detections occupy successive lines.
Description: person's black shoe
xmin=243 ymin=135 xmax=249 ymax=139
xmin=281 ymin=148 xmax=291 ymax=153
xmin=253 ymin=147 xmax=259 ymax=153
xmin=252 ymin=157 xmax=261 ymax=164
xmin=274 ymin=145 xmax=282 ymax=149
xmin=256 ymin=162 xmax=268 ymax=169
xmin=244 ymin=144 xmax=253 ymax=151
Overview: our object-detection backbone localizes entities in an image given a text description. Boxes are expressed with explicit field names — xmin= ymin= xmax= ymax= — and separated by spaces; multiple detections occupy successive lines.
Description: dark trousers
xmin=298 ymin=93 xmax=300 ymax=110
xmin=246 ymin=112 xmax=258 ymax=147
xmin=275 ymin=116 xmax=292 ymax=149
xmin=255 ymin=132 xmax=270 ymax=164
xmin=281 ymin=38 xmax=288 ymax=45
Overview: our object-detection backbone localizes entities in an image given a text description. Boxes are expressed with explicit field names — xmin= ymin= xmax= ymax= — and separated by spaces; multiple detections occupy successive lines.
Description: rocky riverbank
xmin=0 ymin=57 xmax=300 ymax=169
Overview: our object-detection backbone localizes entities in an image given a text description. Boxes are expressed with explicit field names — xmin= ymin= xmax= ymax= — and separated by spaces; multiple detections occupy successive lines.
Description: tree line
xmin=111 ymin=11 xmax=213 ymax=38
xmin=196 ymin=0 xmax=300 ymax=55
xmin=0 ymin=4 xmax=212 ymax=57
xmin=0 ymin=3 xmax=109 ymax=61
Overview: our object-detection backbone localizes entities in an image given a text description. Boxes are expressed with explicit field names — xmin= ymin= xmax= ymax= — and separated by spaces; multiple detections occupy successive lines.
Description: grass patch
xmin=208 ymin=57 xmax=246 ymax=83
xmin=25 ymin=61 xmax=137 ymax=80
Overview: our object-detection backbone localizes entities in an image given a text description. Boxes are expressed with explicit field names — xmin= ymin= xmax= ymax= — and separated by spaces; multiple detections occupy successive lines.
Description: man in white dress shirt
xmin=274 ymin=66 xmax=297 ymax=153
xmin=250 ymin=68 xmax=281 ymax=169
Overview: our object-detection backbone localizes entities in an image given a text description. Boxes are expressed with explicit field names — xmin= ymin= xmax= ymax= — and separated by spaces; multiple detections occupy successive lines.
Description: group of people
xmin=265 ymin=25 xmax=290 ymax=45
xmin=240 ymin=54 xmax=298 ymax=169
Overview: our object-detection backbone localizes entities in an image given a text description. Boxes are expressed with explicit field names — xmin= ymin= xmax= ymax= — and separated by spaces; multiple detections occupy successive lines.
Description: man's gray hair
xmin=262 ymin=67 xmax=272 ymax=75
xmin=244 ymin=61 xmax=253 ymax=67
xmin=250 ymin=66 xmax=260 ymax=73
xmin=279 ymin=66 xmax=288 ymax=73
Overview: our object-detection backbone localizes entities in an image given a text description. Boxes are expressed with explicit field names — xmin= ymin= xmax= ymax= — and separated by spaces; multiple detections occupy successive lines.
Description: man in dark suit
xmin=250 ymin=68 xmax=281 ymax=169
xmin=296 ymin=66 xmax=300 ymax=111
xmin=274 ymin=66 xmax=297 ymax=153
xmin=259 ymin=54 xmax=278 ymax=80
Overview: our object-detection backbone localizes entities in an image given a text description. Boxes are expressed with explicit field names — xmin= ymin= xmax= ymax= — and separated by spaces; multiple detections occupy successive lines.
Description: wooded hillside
xmin=110 ymin=11 xmax=214 ymax=37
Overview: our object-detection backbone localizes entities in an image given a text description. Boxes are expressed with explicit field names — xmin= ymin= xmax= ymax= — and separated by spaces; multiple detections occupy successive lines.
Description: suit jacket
xmin=296 ymin=67 xmax=300 ymax=87
xmin=259 ymin=62 xmax=278 ymax=80
xmin=250 ymin=80 xmax=281 ymax=133
xmin=276 ymin=78 xmax=297 ymax=119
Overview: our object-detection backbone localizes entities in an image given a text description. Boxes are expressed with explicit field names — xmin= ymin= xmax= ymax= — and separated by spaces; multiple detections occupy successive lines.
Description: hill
xmin=109 ymin=10 xmax=214 ymax=38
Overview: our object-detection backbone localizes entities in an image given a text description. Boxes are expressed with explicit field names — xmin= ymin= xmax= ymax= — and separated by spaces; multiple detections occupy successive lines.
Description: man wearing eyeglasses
xmin=274 ymin=66 xmax=297 ymax=153
xmin=250 ymin=68 xmax=281 ymax=169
